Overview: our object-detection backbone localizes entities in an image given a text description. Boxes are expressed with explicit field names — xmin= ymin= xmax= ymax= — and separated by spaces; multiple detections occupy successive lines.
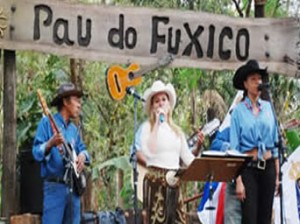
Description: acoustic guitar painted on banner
xmin=134 ymin=118 xmax=221 ymax=202
xmin=106 ymin=54 xmax=174 ymax=101
xmin=106 ymin=63 xmax=142 ymax=101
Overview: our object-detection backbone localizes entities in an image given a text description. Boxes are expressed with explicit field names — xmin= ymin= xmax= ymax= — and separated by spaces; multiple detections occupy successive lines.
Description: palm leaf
xmin=92 ymin=155 xmax=131 ymax=180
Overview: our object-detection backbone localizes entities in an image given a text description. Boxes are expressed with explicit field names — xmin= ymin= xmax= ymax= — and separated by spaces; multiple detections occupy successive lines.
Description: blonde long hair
xmin=148 ymin=95 xmax=182 ymax=137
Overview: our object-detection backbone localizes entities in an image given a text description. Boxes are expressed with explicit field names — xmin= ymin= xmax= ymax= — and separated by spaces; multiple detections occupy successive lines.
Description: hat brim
xmin=233 ymin=66 xmax=267 ymax=90
xmin=143 ymin=82 xmax=176 ymax=115
xmin=50 ymin=90 xmax=83 ymax=106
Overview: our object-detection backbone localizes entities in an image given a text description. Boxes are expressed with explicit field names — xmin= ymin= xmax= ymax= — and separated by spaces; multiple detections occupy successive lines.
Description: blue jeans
xmin=42 ymin=182 xmax=80 ymax=224
xmin=225 ymin=181 xmax=242 ymax=224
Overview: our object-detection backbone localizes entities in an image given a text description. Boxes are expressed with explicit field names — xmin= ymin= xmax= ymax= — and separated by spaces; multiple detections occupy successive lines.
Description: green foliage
xmin=91 ymin=156 xmax=135 ymax=209
xmin=92 ymin=156 xmax=131 ymax=180
xmin=16 ymin=52 xmax=70 ymax=148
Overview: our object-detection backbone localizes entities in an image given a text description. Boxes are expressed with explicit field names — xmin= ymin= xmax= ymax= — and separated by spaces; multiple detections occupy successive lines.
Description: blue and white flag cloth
xmin=274 ymin=146 xmax=300 ymax=224
xmin=197 ymin=182 xmax=226 ymax=224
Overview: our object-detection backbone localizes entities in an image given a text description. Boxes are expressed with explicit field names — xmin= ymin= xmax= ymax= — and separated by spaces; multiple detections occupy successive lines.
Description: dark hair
xmin=242 ymin=90 xmax=248 ymax=101
xmin=56 ymin=96 xmax=71 ymax=111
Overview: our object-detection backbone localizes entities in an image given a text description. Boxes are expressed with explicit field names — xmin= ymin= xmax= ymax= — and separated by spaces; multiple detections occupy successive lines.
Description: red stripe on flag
xmin=216 ymin=182 xmax=226 ymax=224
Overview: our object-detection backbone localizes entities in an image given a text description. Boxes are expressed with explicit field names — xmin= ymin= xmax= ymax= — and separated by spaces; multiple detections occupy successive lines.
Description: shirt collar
xmin=54 ymin=112 xmax=69 ymax=128
xmin=244 ymin=96 xmax=262 ymax=111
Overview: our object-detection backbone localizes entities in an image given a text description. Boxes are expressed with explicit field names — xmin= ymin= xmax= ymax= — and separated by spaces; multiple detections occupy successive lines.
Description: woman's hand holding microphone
xmin=155 ymin=107 xmax=167 ymax=124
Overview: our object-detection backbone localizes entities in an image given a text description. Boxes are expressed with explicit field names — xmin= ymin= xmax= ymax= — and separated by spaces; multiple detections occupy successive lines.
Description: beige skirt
xmin=143 ymin=167 xmax=186 ymax=224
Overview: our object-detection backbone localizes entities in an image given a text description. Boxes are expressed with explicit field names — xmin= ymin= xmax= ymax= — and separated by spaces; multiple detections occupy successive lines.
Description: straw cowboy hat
xmin=143 ymin=80 xmax=176 ymax=115
xmin=50 ymin=83 xmax=83 ymax=106
xmin=233 ymin=60 xmax=267 ymax=90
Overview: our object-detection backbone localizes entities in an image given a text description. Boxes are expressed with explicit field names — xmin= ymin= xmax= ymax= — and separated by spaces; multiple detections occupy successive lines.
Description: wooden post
xmin=254 ymin=0 xmax=270 ymax=101
xmin=1 ymin=50 xmax=18 ymax=218
xmin=116 ymin=169 xmax=124 ymax=208
xmin=254 ymin=0 xmax=267 ymax=18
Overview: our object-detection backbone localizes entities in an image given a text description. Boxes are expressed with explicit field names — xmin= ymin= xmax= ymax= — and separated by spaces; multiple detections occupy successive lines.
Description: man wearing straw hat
xmin=33 ymin=83 xmax=90 ymax=224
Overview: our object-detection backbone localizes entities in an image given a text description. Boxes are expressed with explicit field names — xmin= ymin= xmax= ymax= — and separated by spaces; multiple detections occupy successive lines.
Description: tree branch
xmin=246 ymin=0 xmax=252 ymax=17
xmin=232 ymin=0 xmax=244 ymax=17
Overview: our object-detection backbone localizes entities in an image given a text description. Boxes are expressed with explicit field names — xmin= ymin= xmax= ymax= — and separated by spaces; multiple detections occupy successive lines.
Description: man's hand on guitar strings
xmin=192 ymin=131 xmax=205 ymax=156
xmin=196 ymin=131 xmax=205 ymax=148
xmin=76 ymin=153 xmax=86 ymax=173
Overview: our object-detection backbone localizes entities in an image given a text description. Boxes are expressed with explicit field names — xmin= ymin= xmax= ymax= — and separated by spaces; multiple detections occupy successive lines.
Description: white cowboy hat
xmin=143 ymin=80 xmax=176 ymax=115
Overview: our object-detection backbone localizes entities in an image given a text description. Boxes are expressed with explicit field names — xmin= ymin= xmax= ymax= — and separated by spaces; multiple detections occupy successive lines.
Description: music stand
xmin=178 ymin=156 xmax=251 ymax=224
xmin=179 ymin=156 xmax=251 ymax=182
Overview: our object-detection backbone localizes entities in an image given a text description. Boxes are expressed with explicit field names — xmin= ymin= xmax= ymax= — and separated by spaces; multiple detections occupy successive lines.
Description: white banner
xmin=0 ymin=0 xmax=299 ymax=76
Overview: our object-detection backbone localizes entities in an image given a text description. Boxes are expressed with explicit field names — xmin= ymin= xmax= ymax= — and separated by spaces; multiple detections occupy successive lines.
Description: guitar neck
xmin=48 ymin=113 xmax=73 ymax=156
xmin=131 ymin=55 xmax=173 ymax=79
xmin=48 ymin=113 xmax=60 ymax=134
xmin=187 ymin=119 xmax=220 ymax=148
xmin=132 ymin=63 xmax=163 ymax=79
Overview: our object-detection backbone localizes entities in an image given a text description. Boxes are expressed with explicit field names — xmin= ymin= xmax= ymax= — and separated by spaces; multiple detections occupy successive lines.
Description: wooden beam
xmin=2 ymin=50 xmax=18 ymax=218
xmin=0 ymin=0 xmax=299 ymax=77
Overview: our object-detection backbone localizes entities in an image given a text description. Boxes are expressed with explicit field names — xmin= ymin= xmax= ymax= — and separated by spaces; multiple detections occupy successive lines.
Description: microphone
xmin=258 ymin=82 xmax=270 ymax=91
xmin=79 ymin=111 xmax=83 ymax=121
xmin=126 ymin=87 xmax=145 ymax=102
xmin=159 ymin=114 xmax=164 ymax=123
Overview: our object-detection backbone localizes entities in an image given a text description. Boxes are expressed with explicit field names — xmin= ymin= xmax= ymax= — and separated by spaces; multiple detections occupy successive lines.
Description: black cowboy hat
xmin=50 ymin=83 xmax=83 ymax=106
xmin=233 ymin=60 xmax=267 ymax=90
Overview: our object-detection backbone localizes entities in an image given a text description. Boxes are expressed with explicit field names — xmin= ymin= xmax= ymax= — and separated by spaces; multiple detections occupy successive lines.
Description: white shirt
xmin=140 ymin=121 xmax=194 ymax=169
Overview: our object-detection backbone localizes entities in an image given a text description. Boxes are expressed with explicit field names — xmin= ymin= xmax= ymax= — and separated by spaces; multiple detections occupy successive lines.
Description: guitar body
xmin=106 ymin=63 xmax=142 ymax=101
xmin=72 ymin=170 xmax=87 ymax=196
xmin=132 ymin=163 xmax=148 ymax=202
xmin=66 ymin=143 xmax=87 ymax=196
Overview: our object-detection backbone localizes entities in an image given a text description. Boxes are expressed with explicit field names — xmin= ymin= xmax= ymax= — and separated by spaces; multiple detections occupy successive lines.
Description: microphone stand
xmin=205 ymin=175 xmax=216 ymax=224
xmin=63 ymin=121 xmax=82 ymax=224
xmin=262 ymin=85 xmax=288 ymax=224
xmin=63 ymin=156 xmax=74 ymax=224
xmin=129 ymin=96 xmax=141 ymax=224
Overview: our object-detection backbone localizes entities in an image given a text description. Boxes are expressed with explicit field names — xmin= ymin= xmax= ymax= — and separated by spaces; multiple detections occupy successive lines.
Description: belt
xmin=245 ymin=148 xmax=258 ymax=157
xmin=45 ymin=177 xmax=65 ymax=184
xmin=148 ymin=166 xmax=171 ymax=173
xmin=247 ymin=159 xmax=274 ymax=170
xmin=245 ymin=148 xmax=273 ymax=161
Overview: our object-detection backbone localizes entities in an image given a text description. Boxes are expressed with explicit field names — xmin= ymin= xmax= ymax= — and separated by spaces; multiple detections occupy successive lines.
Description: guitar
xmin=106 ymin=54 xmax=174 ymax=101
xmin=134 ymin=118 xmax=221 ymax=201
xmin=37 ymin=89 xmax=86 ymax=196
xmin=187 ymin=118 xmax=221 ymax=148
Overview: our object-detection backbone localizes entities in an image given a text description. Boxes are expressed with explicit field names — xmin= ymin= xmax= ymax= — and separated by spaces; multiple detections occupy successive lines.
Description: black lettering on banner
xmin=34 ymin=5 xmax=52 ymax=40
xmin=167 ymin=27 xmax=181 ymax=54
xmin=108 ymin=14 xmax=137 ymax=50
xmin=108 ymin=14 xmax=124 ymax=49
xmin=150 ymin=16 xmax=169 ymax=53
xmin=53 ymin=18 xmax=74 ymax=46
xmin=77 ymin=16 xmax=92 ymax=47
xmin=236 ymin=28 xmax=249 ymax=61
xmin=125 ymin=27 xmax=137 ymax=49
xmin=34 ymin=4 xmax=92 ymax=47
xmin=219 ymin=26 xmax=232 ymax=60
xmin=207 ymin=25 xmax=215 ymax=58
xmin=182 ymin=23 xmax=203 ymax=58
